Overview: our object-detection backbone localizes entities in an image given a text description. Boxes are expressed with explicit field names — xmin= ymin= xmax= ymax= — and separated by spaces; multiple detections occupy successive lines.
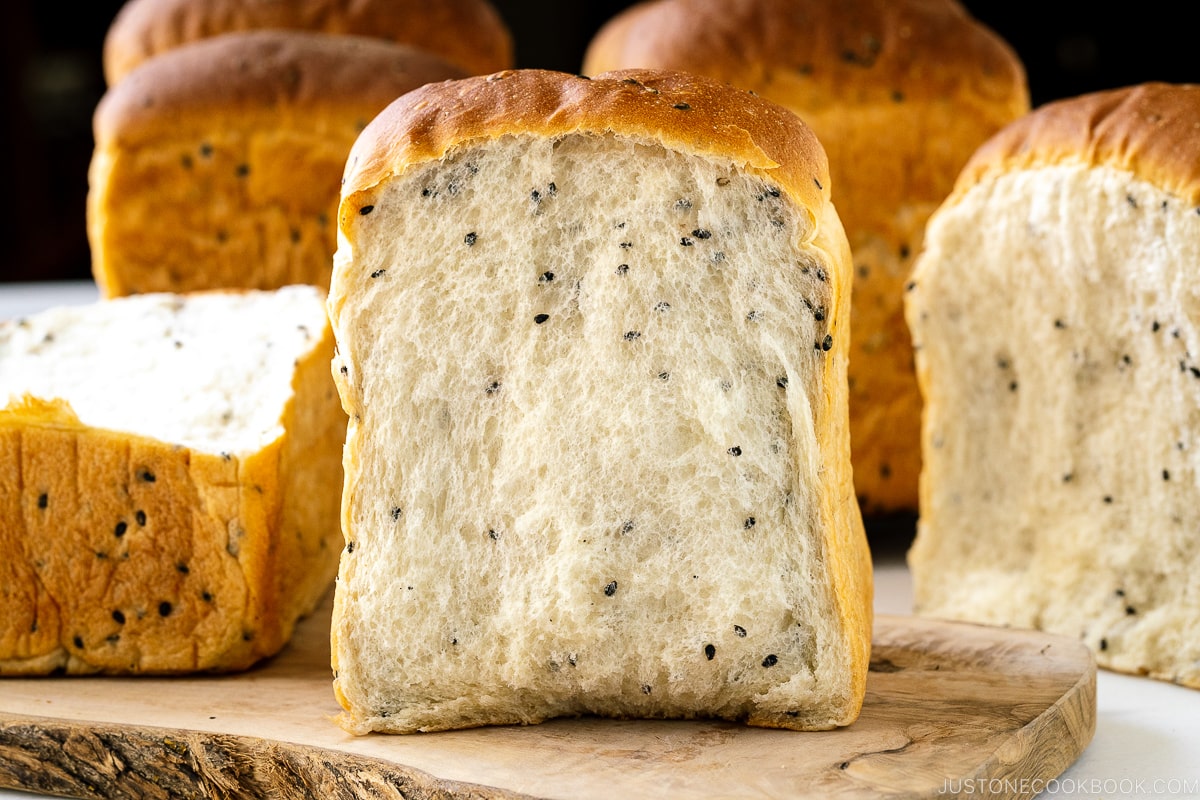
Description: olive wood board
xmin=0 ymin=595 xmax=1096 ymax=800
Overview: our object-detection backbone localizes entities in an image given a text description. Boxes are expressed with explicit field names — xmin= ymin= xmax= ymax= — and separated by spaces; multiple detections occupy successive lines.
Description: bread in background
xmin=583 ymin=0 xmax=1030 ymax=512
xmin=0 ymin=285 xmax=343 ymax=674
xmin=88 ymin=30 xmax=467 ymax=298
xmin=327 ymin=68 xmax=871 ymax=734
xmin=102 ymin=0 xmax=514 ymax=84
xmin=906 ymin=82 xmax=1200 ymax=688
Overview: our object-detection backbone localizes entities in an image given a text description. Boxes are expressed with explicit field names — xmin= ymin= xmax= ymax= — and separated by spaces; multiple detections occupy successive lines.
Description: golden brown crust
xmin=88 ymin=31 xmax=466 ymax=297
xmin=103 ymin=0 xmax=513 ymax=84
xmin=583 ymin=0 xmax=1023 ymax=109
xmin=94 ymin=30 xmax=466 ymax=149
xmin=339 ymin=68 xmax=832 ymax=231
xmin=952 ymin=82 xmax=1200 ymax=206
xmin=583 ymin=0 xmax=1029 ymax=512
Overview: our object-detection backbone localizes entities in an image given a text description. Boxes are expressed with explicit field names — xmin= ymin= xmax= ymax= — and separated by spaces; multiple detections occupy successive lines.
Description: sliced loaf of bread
xmin=0 ymin=285 xmax=344 ymax=674
xmin=327 ymin=68 xmax=872 ymax=733
xmin=906 ymin=82 xmax=1200 ymax=688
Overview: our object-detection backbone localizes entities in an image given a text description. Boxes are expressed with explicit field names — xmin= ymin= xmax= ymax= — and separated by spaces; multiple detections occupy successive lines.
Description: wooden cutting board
xmin=0 ymin=596 xmax=1095 ymax=800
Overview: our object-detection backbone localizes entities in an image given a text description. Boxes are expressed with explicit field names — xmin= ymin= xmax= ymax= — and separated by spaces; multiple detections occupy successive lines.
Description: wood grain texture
xmin=0 ymin=595 xmax=1096 ymax=799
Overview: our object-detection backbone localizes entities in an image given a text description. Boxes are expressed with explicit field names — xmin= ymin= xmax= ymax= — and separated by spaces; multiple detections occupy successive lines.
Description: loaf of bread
xmin=583 ymin=0 xmax=1029 ymax=512
xmin=87 ymin=30 xmax=466 ymax=298
xmin=327 ymin=68 xmax=872 ymax=734
xmin=102 ymin=0 xmax=513 ymax=84
xmin=906 ymin=82 xmax=1200 ymax=688
xmin=0 ymin=286 xmax=344 ymax=674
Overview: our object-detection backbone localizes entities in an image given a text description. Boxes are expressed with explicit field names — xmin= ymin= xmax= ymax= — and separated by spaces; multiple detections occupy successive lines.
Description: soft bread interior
xmin=908 ymin=163 xmax=1200 ymax=686
xmin=1 ymin=286 xmax=326 ymax=454
xmin=330 ymin=132 xmax=860 ymax=732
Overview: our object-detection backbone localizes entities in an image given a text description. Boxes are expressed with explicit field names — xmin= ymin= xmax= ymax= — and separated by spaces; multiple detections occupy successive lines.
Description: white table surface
xmin=2 ymin=281 xmax=1199 ymax=799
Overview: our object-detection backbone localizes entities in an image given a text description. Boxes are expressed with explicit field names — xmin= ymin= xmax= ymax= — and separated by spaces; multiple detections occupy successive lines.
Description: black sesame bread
xmin=583 ymin=0 xmax=1030 ymax=513
xmin=327 ymin=68 xmax=872 ymax=734
xmin=102 ymin=0 xmax=513 ymax=85
xmin=905 ymin=83 xmax=1200 ymax=688
xmin=87 ymin=30 xmax=466 ymax=298
xmin=0 ymin=286 xmax=344 ymax=674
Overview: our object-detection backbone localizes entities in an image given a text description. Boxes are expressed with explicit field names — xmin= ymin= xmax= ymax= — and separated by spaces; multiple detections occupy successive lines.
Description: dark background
xmin=0 ymin=1 xmax=1192 ymax=286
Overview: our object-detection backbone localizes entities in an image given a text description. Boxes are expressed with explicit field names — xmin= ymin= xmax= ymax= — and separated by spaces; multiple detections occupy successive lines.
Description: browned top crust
xmin=951 ymin=82 xmax=1200 ymax=206
xmin=582 ymin=0 xmax=1025 ymax=108
xmin=93 ymin=30 xmax=467 ymax=148
xmin=339 ymin=68 xmax=832 ymax=226
xmin=102 ymin=0 xmax=513 ymax=84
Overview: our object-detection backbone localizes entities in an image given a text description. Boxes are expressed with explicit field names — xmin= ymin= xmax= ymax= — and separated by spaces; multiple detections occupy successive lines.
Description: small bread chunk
xmin=0 ymin=286 xmax=344 ymax=674
xmin=906 ymin=83 xmax=1200 ymax=689
xmin=327 ymin=69 xmax=872 ymax=734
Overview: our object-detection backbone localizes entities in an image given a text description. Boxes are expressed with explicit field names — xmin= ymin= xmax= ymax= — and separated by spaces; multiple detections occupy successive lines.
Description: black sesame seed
xmin=235 ymin=164 xmax=250 ymax=177
xmin=464 ymin=232 xmax=477 ymax=246
xmin=1153 ymin=320 xmax=1161 ymax=332
xmin=762 ymin=654 xmax=778 ymax=668
xmin=346 ymin=542 xmax=355 ymax=554
xmin=658 ymin=371 xmax=670 ymax=381
xmin=654 ymin=301 xmax=671 ymax=312
xmin=744 ymin=516 xmax=756 ymax=529
xmin=1054 ymin=319 xmax=1067 ymax=329
xmin=692 ymin=229 xmax=711 ymax=240
xmin=1009 ymin=381 xmax=1019 ymax=392
xmin=673 ymin=102 xmax=692 ymax=110
xmin=734 ymin=625 xmax=747 ymax=637
xmin=641 ymin=684 xmax=652 ymax=694
xmin=421 ymin=187 xmax=434 ymax=197
xmin=704 ymin=644 xmax=716 ymax=660
xmin=199 ymin=143 xmax=213 ymax=158
xmin=391 ymin=506 xmax=403 ymax=520
xmin=621 ymin=520 xmax=635 ymax=534
xmin=486 ymin=381 xmax=501 ymax=395
xmin=616 ymin=264 xmax=629 ymax=275
xmin=139 ymin=469 xmax=156 ymax=483
xmin=1104 ymin=495 xmax=1113 ymax=504
xmin=814 ymin=178 xmax=823 ymax=191
xmin=115 ymin=521 xmax=128 ymax=538
xmin=821 ymin=334 xmax=834 ymax=351
xmin=159 ymin=602 xmax=173 ymax=617
xmin=1099 ymin=638 xmax=1108 ymax=651
xmin=488 ymin=529 xmax=499 ymax=540
xmin=680 ymin=237 xmax=694 ymax=247
xmin=136 ymin=510 xmax=147 ymax=526
xmin=1163 ymin=469 xmax=1171 ymax=481
xmin=728 ymin=446 xmax=742 ymax=456
xmin=176 ymin=563 xmax=190 ymax=574
xmin=37 ymin=493 xmax=48 ymax=510
xmin=813 ymin=306 xmax=826 ymax=321
xmin=73 ymin=636 xmax=84 ymax=649
xmin=112 ymin=610 xmax=126 ymax=625
xmin=1126 ymin=194 xmax=1138 ymax=208
xmin=1115 ymin=588 xmax=1125 ymax=597
xmin=620 ymin=241 xmax=633 ymax=249
xmin=1063 ymin=473 xmax=1074 ymax=483
xmin=369 ymin=269 xmax=386 ymax=278
xmin=623 ymin=330 xmax=641 ymax=340
xmin=202 ymin=591 xmax=214 ymax=603
xmin=359 ymin=205 xmax=374 ymax=215
xmin=776 ymin=375 xmax=788 ymax=388
xmin=339 ymin=366 xmax=349 ymax=376
xmin=539 ymin=271 xmax=555 ymax=283
xmin=603 ymin=581 xmax=618 ymax=596
xmin=675 ymin=198 xmax=692 ymax=210
xmin=1126 ymin=605 xmax=1137 ymax=616
xmin=534 ymin=313 xmax=550 ymax=325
